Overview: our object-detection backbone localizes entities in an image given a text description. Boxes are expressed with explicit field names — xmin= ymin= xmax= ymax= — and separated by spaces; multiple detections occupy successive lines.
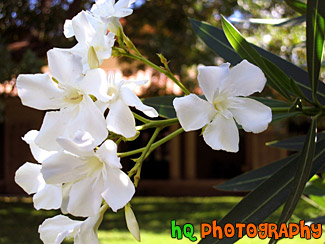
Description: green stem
xmin=129 ymin=127 xmax=162 ymax=187
xmin=119 ymin=127 xmax=184 ymax=158
xmin=133 ymin=112 xmax=150 ymax=123
xmin=136 ymin=118 xmax=179 ymax=131
xmin=116 ymin=49 xmax=190 ymax=95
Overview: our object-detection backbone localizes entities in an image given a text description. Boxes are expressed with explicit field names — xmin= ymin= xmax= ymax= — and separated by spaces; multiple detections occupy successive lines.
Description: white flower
xmin=41 ymin=131 xmax=135 ymax=217
xmin=91 ymin=0 xmax=136 ymax=18
xmin=173 ymin=60 xmax=272 ymax=152
xmin=39 ymin=214 xmax=100 ymax=244
xmin=63 ymin=11 xmax=115 ymax=72
xmin=16 ymin=48 xmax=108 ymax=151
xmin=79 ymin=70 xmax=158 ymax=138
xmin=90 ymin=0 xmax=136 ymax=34
xmin=15 ymin=131 xmax=61 ymax=210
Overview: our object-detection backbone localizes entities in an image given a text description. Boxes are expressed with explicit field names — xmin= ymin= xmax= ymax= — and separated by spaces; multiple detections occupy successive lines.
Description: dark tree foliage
xmin=0 ymin=0 xmax=237 ymax=82
xmin=0 ymin=0 xmax=91 ymax=80
xmin=123 ymin=0 xmax=237 ymax=89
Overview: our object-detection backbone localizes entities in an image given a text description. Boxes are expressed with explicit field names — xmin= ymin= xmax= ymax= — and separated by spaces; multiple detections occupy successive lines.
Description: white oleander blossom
xmin=63 ymin=11 xmax=115 ymax=73
xmin=90 ymin=0 xmax=136 ymax=34
xmin=16 ymin=48 xmax=108 ymax=151
xmin=15 ymin=130 xmax=61 ymax=210
xmin=173 ymin=60 xmax=272 ymax=152
xmin=80 ymin=70 xmax=158 ymax=138
xmin=39 ymin=214 xmax=100 ymax=244
xmin=41 ymin=131 xmax=135 ymax=217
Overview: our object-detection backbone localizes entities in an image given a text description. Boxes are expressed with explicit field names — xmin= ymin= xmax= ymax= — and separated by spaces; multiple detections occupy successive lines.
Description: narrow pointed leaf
xmin=269 ymin=117 xmax=317 ymax=244
xmin=199 ymin=139 xmax=325 ymax=244
xmin=251 ymin=97 xmax=290 ymax=107
xmin=274 ymin=15 xmax=306 ymax=27
xmin=307 ymin=0 xmax=325 ymax=103
xmin=215 ymin=154 xmax=298 ymax=192
xmin=284 ymin=0 xmax=307 ymax=14
xmin=267 ymin=131 xmax=325 ymax=151
xmin=190 ymin=18 xmax=325 ymax=104
xmin=306 ymin=216 xmax=325 ymax=224
xmin=142 ymin=95 xmax=177 ymax=118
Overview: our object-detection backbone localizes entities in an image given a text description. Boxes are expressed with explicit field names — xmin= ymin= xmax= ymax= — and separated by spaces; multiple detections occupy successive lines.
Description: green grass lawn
xmin=0 ymin=196 xmax=324 ymax=244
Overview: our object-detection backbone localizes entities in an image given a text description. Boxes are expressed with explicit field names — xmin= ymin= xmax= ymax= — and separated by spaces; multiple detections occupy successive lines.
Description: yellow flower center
xmin=65 ymin=90 xmax=83 ymax=104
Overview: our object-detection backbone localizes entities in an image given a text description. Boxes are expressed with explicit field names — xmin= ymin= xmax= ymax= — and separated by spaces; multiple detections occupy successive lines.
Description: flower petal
xmin=197 ymin=63 xmax=230 ymax=103
xmin=47 ymin=48 xmax=83 ymax=86
xmin=224 ymin=60 xmax=267 ymax=96
xmin=36 ymin=97 xmax=107 ymax=151
xmin=96 ymin=140 xmax=122 ymax=169
xmin=15 ymin=162 xmax=42 ymax=194
xmin=173 ymin=94 xmax=216 ymax=131
xmin=67 ymin=176 xmax=104 ymax=217
xmin=230 ymin=97 xmax=272 ymax=133
xmin=120 ymin=87 xmax=158 ymax=117
xmin=72 ymin=11 xmax=96 ymax=45
xmin=78 ymin=68 xmax=109 ymax=102
xmin=42 ymin=151 xmax=88 ymax=185
xmin=106 ymin=98 xmax=136 ymax=138
xmin=56 ymin=131 xmax=95 ymax=157
xmin=39 ymin=215 xmax=81 ymax=244
xmin=102 ymin=167 xmax=135 ymax=212
xmin=71 ymin=95 xmax=108 ymax=147
xmin=63 ymin=19 xmax=74 ymax=38
xmin=203 ymin=114 xmax=239 ymax=152
xmin=35 ymin=110 xmax=71 ymax=151
xmin=16 ymin=74 xmax=65 ymax=110
xmin=61 ymin=182 xmax=73 ymax=215
xmin=33 ymin=183 xmax=62 ymax=210
xmin=75 ymin=214 xmax=100 ymax=244
xmin=22 ymin=130 xmax=56 ymax=163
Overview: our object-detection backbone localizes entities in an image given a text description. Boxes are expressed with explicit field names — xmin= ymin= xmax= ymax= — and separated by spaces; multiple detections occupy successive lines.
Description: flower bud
xmin=125 ymin=203 xmax=140 ymax=242
xmin=88 ymin=46 xmax=99 ymax=69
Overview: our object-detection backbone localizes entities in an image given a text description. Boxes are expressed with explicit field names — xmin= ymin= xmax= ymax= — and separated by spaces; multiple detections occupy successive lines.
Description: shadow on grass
xmin=0 ymin=196 xmax=323 ymax=244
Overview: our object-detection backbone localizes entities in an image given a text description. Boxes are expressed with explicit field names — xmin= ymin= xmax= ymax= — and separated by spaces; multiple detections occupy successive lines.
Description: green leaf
xmin=190 ymin=18 xmax=325 ymax=104
xmin=198 ymin=139 xmax=325 ymax=244
xmin=215 ymin=154 xmax=298 ymax=192
xmin=284 ymin=0 xmax=307 ymax=14
xmin=267 ymin=131 xmax=325 ymax=151
xmin=307 ymin=0 xmax=325 ymax=104
xmin=269 ymin=117 xmax=317 ymax=244
xmin=306 ymin=216 xmax=325 ymax=225
xmin=272 ymin=111 xmax=302 ymax=122
xmin=310 ymin=195 xmax=325 ymax=209
xmin=190 ymin=19 xmax=242 ymax=64
xmin=274 ymin=15 xmax=306 ymax=27
xmin=251 ymin=97 xmax=290 ymax=108
xmin=142 ymin=95 xmax=177 ymax=118
xmin=220 ymin=16 xmax=293 ymax=101
xmin=304 ymin=173 xmax=325 ymax=196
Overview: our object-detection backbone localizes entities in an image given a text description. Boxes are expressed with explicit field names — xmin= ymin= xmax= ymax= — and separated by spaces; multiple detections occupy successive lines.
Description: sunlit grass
xmin=0 ymin=196 xmax=324 ymax=244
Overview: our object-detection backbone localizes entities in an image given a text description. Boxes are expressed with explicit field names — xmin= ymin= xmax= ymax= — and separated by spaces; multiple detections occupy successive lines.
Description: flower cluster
xmin=15 ymin=0 xmax=154 ymax=243
xmin=14 ymin=1 xmax=272 ymax=243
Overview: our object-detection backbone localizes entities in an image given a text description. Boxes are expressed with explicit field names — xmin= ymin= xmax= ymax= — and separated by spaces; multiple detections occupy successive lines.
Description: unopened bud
xmin=125 ymin=204 xmax=141 ymax=242
xmin=88 ymin=46 xmax=99 ymax=69
xmin=157 ymin=53 xmax=167 ymax=65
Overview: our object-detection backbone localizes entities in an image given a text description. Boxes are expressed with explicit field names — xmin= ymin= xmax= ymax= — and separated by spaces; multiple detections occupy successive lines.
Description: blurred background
xmin=0 ymin=0 xmax=324 ymax=243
